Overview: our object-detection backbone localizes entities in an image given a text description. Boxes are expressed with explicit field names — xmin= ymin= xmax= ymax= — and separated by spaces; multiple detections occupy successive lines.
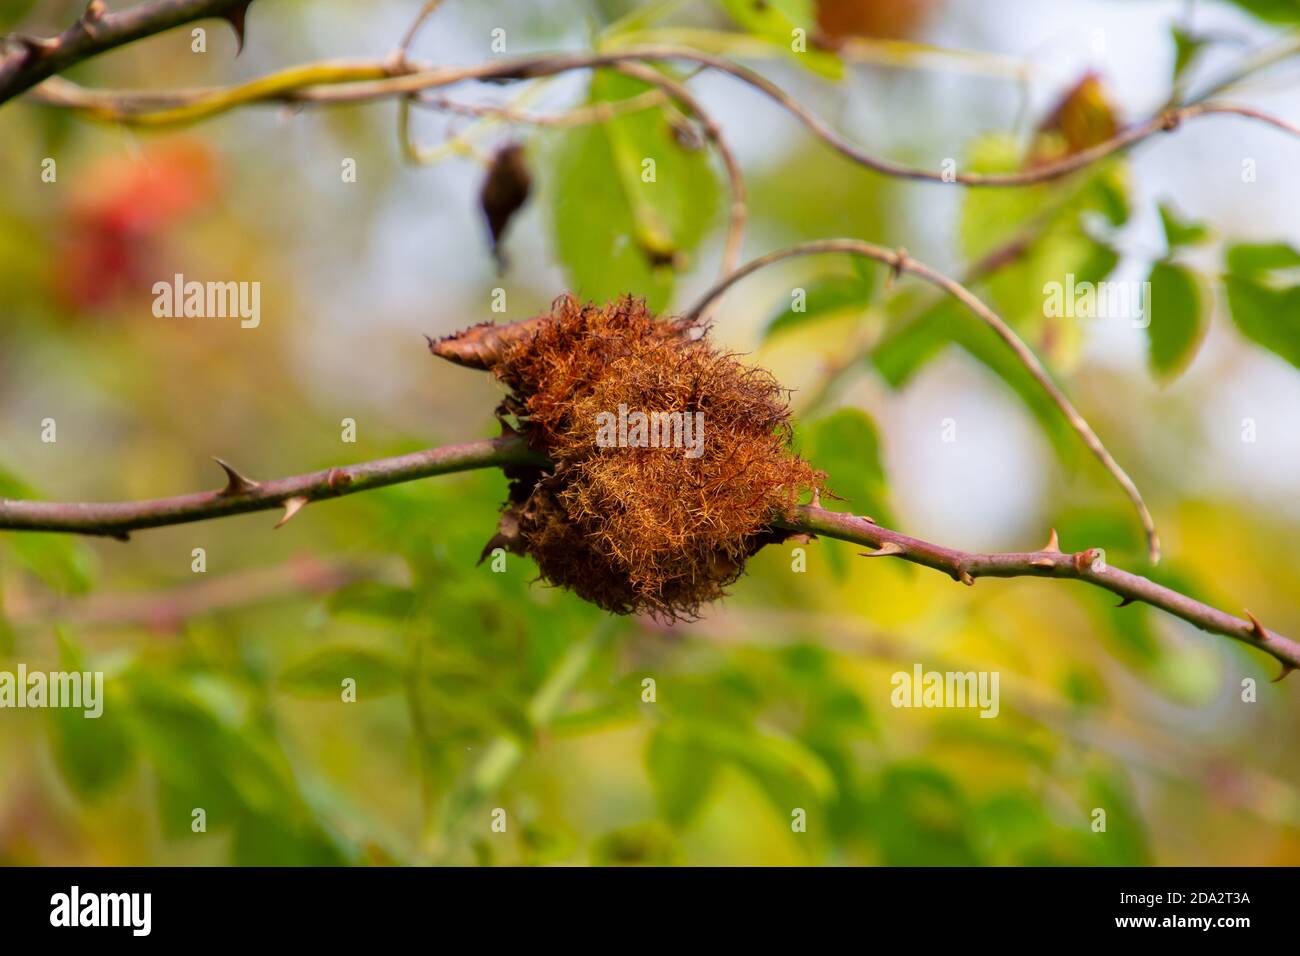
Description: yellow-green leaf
xmin=1146 ymin=261 xmax=1206 ymax=380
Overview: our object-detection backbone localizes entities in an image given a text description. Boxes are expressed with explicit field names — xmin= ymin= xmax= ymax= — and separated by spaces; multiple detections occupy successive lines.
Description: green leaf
xmin=687 ymin=721 xmax=836 ymax=815
xmin=866 ymin=134 xmax=1131 ymax=464
xmin=1170 ymin=26 xmax=1207 ymax=85
xmin=1222 ymin=0 xmax=1300 ymax=25
xmin=870 ymin=293 xmax=952 ymax=386
xmin=1082 ymin=766 xmax=1150 ymax=865
xmin=548 ymin=69 xmax=720 ymax=311
xmin=746 ymin=141 xmax=890 ymax=243
xmin=797 ymin=408 xmax=893 ymax=526
xmin=872 ymin=296 xmax=1081 ymax=465
xmin=872 ymin=765 xmax=980 ymax=866
xmin=646 ymin=726 xmax=719 ymax=828
xmin=1223 ymin=241 xmax=1300 ymax=368
xmin=763 ymin=274 xmax=873 ymax=340
xmin=47 ymin=633 xmax=136 ymax=800
xmin=590 ymin=821 xmax=682 ymax=865
xmin=1157 ymin=202 xmax=1209 ymax=248
xmin=232 ymin=815 xmax=351 ymax=866
xmin=0 ymin=465 xmax=95 ymax=595
xmin=327 ymin=582 xmax=417 ymax=621
xmin=714 ymin=0 xmax=844 ymax=79
xmin=8 ymin=535 xmax=95 ymax=595
xmin=959 ymin=134 xmax=1129 ymax=371
xmin=279 ymin=646 xmax=404 ymax=699
xmin=1226 ymin=241 xmax=1300 ymax=275
xmin=49 ymin=693 xmax=136 ymax=799
xmin=1145 ymin=261 xmax=1207 ymax=380
xmin=123 ymin=670 xmax=295 ymax=822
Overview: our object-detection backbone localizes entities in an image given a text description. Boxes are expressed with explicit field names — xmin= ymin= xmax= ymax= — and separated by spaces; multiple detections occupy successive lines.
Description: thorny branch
xmin=0 ymin=435 xmax=1294 ymax=678
xmin=795 ymin=198 xmax=1081 ymax=416
xmin=0 ymin=0 xmax=253 ymax=105
xmin=0 ymin=436 xmax=546 ymax=538
xmin=683 ymin=239 xmax=1162 ymax=564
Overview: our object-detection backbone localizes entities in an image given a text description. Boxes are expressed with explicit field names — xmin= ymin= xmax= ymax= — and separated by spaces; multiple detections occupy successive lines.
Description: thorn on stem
xmin=1244 ymin=609 xmax=1267 ymax=640
xmin=957 ymin=569 xmax=975 ymax=587
xmin=477 ymin=534 xmax=509 ymax=565
xmin=274 ymin=495 xmax=309 ymax=529
xmin=1029 ymin=557 xmax=1055 ymax=569
xmin=859 ymin=541 xmax=904 ymax=558
xmin=1116 ymin=596 xmax=1134 ymax=607
xmin=1272 ymin=663 xmax=1295 ymax=683
xmin=213 ymin=457 xmax=259 ymax=496
xmin=1043 ymin=528 xmax=1061 ymax=553
xmin=223 ymin=2 xmax=253 ymax=55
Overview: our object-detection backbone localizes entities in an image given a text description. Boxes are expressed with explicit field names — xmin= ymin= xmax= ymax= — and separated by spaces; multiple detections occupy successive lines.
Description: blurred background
xmin=1 ymin=0 xmax=1298 ymax=865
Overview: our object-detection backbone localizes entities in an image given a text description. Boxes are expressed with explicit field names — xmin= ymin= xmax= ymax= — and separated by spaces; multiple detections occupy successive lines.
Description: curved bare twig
xmin=682 ymin=239 xmax=1161 ymax=564
xmin=22 ymin=46 xmax=1300 ymax=187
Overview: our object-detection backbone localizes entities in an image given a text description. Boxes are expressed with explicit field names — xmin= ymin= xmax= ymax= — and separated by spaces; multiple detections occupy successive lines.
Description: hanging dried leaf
xmin=479 ymin=142 xmax=532 ymax=271
xmin=1026 ymin=73 xmax=1119 ymax=168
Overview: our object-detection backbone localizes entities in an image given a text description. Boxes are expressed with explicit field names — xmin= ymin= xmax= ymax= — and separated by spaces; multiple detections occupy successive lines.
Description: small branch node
xmin=886 ymin=246 xmax=909 ymax=290
xmin=326 ymin=467 xmax=352 ymax=493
